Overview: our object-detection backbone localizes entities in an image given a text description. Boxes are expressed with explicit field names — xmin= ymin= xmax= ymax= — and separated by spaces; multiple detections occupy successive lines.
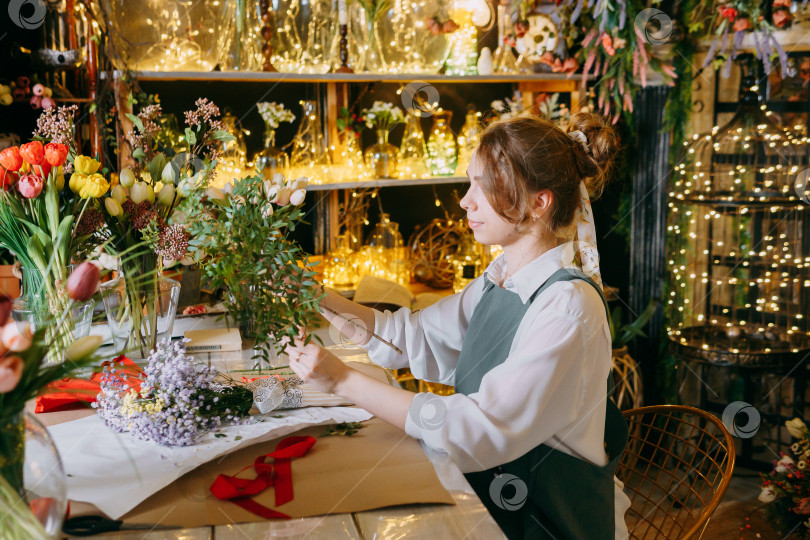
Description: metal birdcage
xmin=667 ymin=75 xmax=810 ymax=368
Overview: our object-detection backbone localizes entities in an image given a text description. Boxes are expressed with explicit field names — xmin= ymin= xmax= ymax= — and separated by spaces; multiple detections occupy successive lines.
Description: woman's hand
xmin=287 ymin=338 xmax=350 ymax=395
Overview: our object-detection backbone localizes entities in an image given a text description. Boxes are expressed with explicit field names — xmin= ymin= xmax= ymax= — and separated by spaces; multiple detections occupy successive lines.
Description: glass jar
xmin=444 ymin=9 xmax=478 ymax=75
xmin=452 ymin=232 xmax=483 ymax=293
xmin=271 ymin=0 xmax=336 ymax=73
xmin=254 ymin=128 xmax=289 ymax=180
xmin=426 ymin=110 xmax=458 ymax=176
xmin=492 ymin=3 xmax=517 ymax=73
xmin=323 ymin=233 xmax=359 ymax=291
xmin=289 ymin=100 xmax=331 ymax=183
xmin=367 ymin=214 xmax=407 ymax=284
xmin=214 ymin=112 xmax=248 ymax=187
xmin=399 ymin=113 xmax=429 ymax=178
xmin=365 ymin=129 xmax=399 ymax=179
xmin=349 ymin=2 xmax=389 ymax=73
xmin=456 ymin=107 xmax=481 ymax=174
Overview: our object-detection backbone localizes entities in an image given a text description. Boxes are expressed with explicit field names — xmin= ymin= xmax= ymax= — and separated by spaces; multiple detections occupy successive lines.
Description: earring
xmin=532 ymin=215 xmax=538 ymax=222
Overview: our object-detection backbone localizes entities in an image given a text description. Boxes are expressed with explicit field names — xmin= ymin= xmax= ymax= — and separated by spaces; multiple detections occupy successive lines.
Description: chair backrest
xmin=616 ymin=405 xmax=736 ymax=540
xmin=611 ymin=349 xmax=643 ymax=411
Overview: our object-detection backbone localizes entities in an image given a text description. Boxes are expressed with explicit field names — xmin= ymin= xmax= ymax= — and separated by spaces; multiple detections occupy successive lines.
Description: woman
xmin=287 ymin=112 xmax=631 ymax=539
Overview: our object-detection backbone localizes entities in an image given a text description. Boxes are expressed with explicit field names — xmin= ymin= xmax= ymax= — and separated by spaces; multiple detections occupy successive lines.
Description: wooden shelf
xmin=306 ymin=176 xmax=468 ymax=191
xmin=103 ymin=70 xmax=585 ymax=84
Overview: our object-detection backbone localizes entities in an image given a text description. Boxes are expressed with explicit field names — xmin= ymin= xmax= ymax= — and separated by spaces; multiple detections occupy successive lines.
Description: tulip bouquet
xmin=0 ymin=264 xmax=104 ymax=533
xmin=758 ymin=418 xmax=810 ymax=536
xmin=84 ymin=98 xmax=233 ymax=357
xmin=0 ymin=106 xmax=106 ymax=359
xmin=184 ymin=172 xmax=322 ymax=365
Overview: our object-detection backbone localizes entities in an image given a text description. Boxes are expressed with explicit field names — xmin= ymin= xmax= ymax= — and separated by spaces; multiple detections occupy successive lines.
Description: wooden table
xmin=59 ymin=314 xmax=505 ymax=539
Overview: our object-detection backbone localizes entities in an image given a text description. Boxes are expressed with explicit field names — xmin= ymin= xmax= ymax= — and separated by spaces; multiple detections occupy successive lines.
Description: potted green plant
xmin=609 ymin=298 xmax=658 ymax=410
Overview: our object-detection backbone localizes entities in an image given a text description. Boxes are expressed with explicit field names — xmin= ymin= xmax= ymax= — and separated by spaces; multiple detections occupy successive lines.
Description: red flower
xmin=67 ymin=262 xmax=100 ymax=302
xmin=772 ymin=8 xmax=791 ymax=27
xmin=504 ymin=34 xmax=517 ymax=48
xmin=19 ymin=141 xmax=44 ymax=166
xmin=0 ymin=295 xmax=12 ymax=326
xmin=733 ymin=16 xmax=751 ymax=31
xmin=0 ymin=167 xmax=14 ymax=190
xmin=562 ymin=57 xmax=580 ymax=73
xmin=514 ymin=20 xmax=529 ymax=38
xmin=720 ymin=5 xmax=738 ymax=21
xmin=17 ymin=174 xmax=44 ymax=198
xmin=441 ymin=19 xmax=459 ymax=33
xmin=0 ymin=147 xmax=23 ymax=172
xmin=425 ymin=17 xmax=441 ymax=35
xmin=44 ymin=143 xmax=68 ymax=167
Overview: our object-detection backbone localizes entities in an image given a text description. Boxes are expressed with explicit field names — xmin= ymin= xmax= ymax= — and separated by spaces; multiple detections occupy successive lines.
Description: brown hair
xmin=474 ymin=112 xmax=620 ymax=232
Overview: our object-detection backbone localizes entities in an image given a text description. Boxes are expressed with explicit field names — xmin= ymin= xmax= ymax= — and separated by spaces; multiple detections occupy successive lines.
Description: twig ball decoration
xmin=408 ymin=219 xmax=466 ymax=289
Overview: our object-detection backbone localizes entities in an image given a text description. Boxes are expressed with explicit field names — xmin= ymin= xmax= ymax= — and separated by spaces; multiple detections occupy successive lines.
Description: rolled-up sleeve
xmin=403 ymin=309 xmax=589 ymax=473
xmin=365 ymin=276 xmax=484 ymax=384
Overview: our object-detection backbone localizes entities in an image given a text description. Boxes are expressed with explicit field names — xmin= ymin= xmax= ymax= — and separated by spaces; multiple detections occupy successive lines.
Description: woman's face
xmin=459 ymin=153 xmax=524 ymax=247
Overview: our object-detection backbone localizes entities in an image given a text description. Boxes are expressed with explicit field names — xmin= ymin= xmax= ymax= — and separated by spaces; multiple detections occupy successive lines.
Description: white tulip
xmin=161 ymin=162 xmax=178 ymax=184
xmin=776 ymin=455 xmax=795 ymax=473
xmin=262 ymin=204 xmax=274 ymax=219
xmin=291 ymin=177 xmax=308 ymax=192
xmin=205 ymin=187 xmax=225 ymax=200
xmin=130 ymin=182 xmax=150 ymax=204
xmin=787 ymin=418 xmax=808 ymax=439
xmin=290 ymin=188 xmax=306 ymax=206
xmin=111 ymin=185 xmax=128 ymax=205
xmin=119 ymin=168 xmax=136 ymax=188
xmin=275 ymin=187 xmax=291 ymax=206
xmin=104 ymin=197 xmax=123 ymax=217
xmin=222 ymin=182 xmax=234 ymax=195
xmin=176 ymin=177 xmax=194 ymax=198
xmin=271 ymin=173 xmax=285 ymax=187
xmin=157 ymin=183 xmax=176 ymax=206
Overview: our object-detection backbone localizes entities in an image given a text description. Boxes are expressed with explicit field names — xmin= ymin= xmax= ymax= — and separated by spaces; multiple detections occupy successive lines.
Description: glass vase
xmin=456 ymin=107 xmax=481 ymax=175
xmin=270 ymin=0 xmax=335 ymax=73
xmin=214 ymin=112 xmax=248 ymax=187
xmin=289 ymin=100 xmax=331 ymax=183
xmin=492 ymin=3 xmax=517 ymax=73
xmin=380 ymin=0 xmax=451 ymax=73
xmin=254 ymin=129 xmax=290 ymax=180
xmin=0 ymin=412 xmax=67 ymax=538
xmin=426 ymin=110 xmax=458 ymax=176
xmin=14 ymin=265 xmax=94 ymax=364
xmin=103 ymin=0 xmax=236 ymax=71
xmin=367 ymin=214 xmax=408 ymax=285
xmin=350 ymin=4 xmax=388 ymax=73
xmin=399 ymin=113 xmax=429 ymax=178
xmin=365 ymin=130 xmax=399 ymax=179
xmin=337 ymin=130 xmax=368 ymax=181
xmin=323 ymin=233 xmax=359 ymax=291
xmin=223 ymin=0 xmax=264 ymax=70
xmin=100 ymin=274 xmax=181 ymax=359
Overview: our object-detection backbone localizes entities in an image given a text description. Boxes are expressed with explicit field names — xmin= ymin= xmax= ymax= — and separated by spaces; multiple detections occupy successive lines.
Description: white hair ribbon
xmin=573 ymin=181 xmax=602 ymax=289
xmin=567 ymin=130 xmax=590 ymax=154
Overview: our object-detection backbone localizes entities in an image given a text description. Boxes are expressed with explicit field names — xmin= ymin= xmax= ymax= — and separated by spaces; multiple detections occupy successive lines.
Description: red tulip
xmin=0 ymin=295 xmax=12 ymax=326
xmin=0 ymin=355 xmax=23 ymax=393
xmin=67 ymin=262 xmax=100 ymax=302
xmin=0 ymin=167 xmax=13 ymax=190
xmin=720 ymin=5 xmax=738 ymax=21
xmin=44 ymin=143 xmax=68 ymax=167
xmin=18 ymin=174 xmax=44 ymax=198
xmin=0 ymin=147 xmax=23 ymax=172
xmin=20 ymin=141 xmax=44 ymax=166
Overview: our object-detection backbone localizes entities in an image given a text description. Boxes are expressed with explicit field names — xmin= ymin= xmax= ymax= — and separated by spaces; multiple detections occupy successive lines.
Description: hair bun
xmin=566 ymin=111 xmax=620 ymax=195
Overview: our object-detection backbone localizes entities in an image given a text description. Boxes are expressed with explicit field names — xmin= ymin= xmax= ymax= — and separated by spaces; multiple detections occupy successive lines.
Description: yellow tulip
xmin=74 ymin=155 xmax=101 ymax=175
xmin=69 ymin=173 xmax=86 ymax=194
xmin=55 ymin=166 xmax=65 ymax=190
xmin=105 ymin=197 xmax=123 ymax=217
xmin=78 ymin=173 xmax=110 ymax=198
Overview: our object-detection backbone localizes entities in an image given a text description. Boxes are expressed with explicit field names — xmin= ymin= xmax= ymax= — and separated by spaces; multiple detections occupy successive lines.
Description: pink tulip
xmin=40 ymin=96 xmax=55 ymax=110
xmin=0 ymin=355 xmax=23 ymax=393
xmin=29 ymin=95 xmax=42 ymax=109
xmin=18 ymin=174 xmax=44 ymax=198
xmin=67 ymin=262 xmax=100 ymax=302
xmin=17 ymin=174 xmax=44 ymax=198
xmin=2 ymin=322 xmax=32 ymax=352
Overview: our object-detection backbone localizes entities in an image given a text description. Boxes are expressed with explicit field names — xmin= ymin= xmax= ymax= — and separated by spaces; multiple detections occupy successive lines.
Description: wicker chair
xmin=616 ymin=405 xmax=736 ymax=539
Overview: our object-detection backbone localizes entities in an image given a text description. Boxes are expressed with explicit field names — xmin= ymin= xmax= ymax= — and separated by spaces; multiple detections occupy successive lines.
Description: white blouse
xmin=363 ymin=243 xmax=631 ymax=538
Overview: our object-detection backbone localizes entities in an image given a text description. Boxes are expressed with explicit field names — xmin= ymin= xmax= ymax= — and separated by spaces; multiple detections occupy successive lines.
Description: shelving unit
xmin=111 ymin=69 xmax=587 ymax=253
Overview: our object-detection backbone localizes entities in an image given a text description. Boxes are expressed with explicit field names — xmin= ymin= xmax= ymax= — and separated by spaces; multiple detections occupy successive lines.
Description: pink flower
xmin=2 ymin=322 xmax=32 ymax=352
xmin=562 ymin=57 xmax=579 ymax=73
xmin=0 ymin=295 xmax=12 ymax=326
xmin=772 ymin=8 xmax=791 ymax=27
xmin=773 ymin=0 xmax=791 ymax=7
xmin=17 ymin=174 xmax=44 ymax=198
xmin=67 ymin=262 xmax=100 ymax=302
xmin=733 ymin=16 xmax=751 ymax=31
xmin=425 ymin=17 xmax=441 ymax=35
xmin=441 ymin=19 xmax=459 ymax=33
xmin=796 ymin=497 xmax=810 ymax=515
xmin=601 ymin=33 xmax=616 ymax=56
xmin=0 ymin=355 xmax=23 ymax=393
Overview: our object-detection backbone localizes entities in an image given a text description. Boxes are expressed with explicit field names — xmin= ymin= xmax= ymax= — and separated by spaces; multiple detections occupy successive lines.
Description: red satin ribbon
xmin=209 ymin=435 xmax=316 ymax=519
xmin=35 ymin=356 xmax=141 ymax=413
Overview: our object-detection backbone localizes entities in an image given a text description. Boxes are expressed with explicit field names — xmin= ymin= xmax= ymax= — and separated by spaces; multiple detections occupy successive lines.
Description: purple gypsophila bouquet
xmin=94 ymin=339 xmax=253 ymax=446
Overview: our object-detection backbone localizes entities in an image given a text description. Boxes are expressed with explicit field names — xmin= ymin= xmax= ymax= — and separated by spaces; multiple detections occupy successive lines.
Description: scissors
xmin=63 ymin=514 xmax=175 ymax=536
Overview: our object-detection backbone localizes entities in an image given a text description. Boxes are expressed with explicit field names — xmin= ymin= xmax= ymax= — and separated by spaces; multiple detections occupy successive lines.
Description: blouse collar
xmin=483 ymin=242 xmax=576 ymax=304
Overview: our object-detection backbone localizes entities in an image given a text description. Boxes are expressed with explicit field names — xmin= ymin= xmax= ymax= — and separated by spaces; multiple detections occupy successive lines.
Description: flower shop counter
xmin=39 ymin=314 xmax=504 ymax=539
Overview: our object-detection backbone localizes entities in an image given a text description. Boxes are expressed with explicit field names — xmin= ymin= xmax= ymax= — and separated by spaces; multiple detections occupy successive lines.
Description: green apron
xmin=455 ymin=268 xmax=628 ymax=540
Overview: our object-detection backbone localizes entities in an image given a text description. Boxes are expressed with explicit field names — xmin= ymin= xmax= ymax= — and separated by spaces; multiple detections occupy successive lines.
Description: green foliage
xmin=185 ymin=174 xmax=323 ymax=366
xmin=610 ymin=298 xmax=659 ymax=348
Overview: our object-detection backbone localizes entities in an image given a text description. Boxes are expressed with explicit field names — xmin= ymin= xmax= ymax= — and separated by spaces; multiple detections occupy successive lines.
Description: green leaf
xmin=184 ymin=127 xmax=197 ymax=146
xmin=211 ymin=131 xmax=236 ymax=142
xmin=126 ymin=113 xmax=145 ymax=133
xmin=132 ymin=148 xmax=145 ymax=160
